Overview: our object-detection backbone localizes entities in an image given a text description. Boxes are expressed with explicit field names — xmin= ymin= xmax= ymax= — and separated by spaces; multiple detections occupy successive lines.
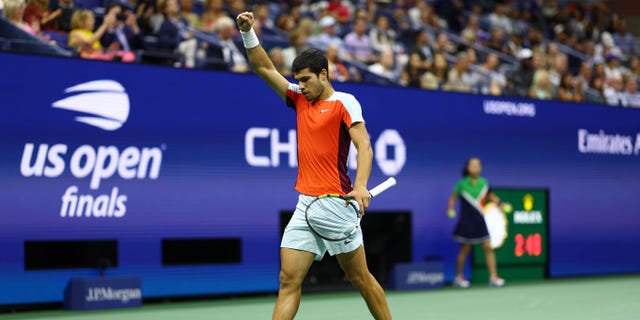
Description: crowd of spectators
xmin=1 ymin=0 xmax=639 ymax=107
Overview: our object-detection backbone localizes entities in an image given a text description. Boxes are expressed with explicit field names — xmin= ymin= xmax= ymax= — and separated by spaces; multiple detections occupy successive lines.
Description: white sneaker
xmin=489 ymin=277 xmax=505 ymax=287
xmin=453 ymin=277 xmax=470 ymax=288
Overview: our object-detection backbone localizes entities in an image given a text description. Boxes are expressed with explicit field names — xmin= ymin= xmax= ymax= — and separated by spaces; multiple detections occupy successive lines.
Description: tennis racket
xmin=304 ymin=177 xmax=397 ymax=241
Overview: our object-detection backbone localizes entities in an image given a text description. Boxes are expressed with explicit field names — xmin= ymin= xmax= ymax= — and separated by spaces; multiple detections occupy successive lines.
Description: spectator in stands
xmin=199 ymin=0 xmax=226 ymax=33
xmin=624 ymin=77 xmax=640 ymax=108
xmin=391 ymin=4 xmax=412 ymax=35
xmin=628 ymin=56 xmax=640 ymax=78
xmin=480 ymin=53 xmax=506 ymax=92
xmin=296 ymin=17 xmax=314 ymax=40
xmin=465 ymin=47 xmax=478 ymax=65
xmin=226 ymin=0 xmax=247 ymax=20
xmin=420 ymin=72 xmax=439 ymax=90
xmin=410 ymin=29 xmax=433 ymax=70
xmin=101 ymin=3 xmax=144 ymax=54
xmin=545 ymin=43 xmax=560 ymax=69
xmin=570 ymin=6 xmax=588 ymax=40
xmin=487 ymin=27 xmax=510 ymax=56
xmin=593 ymin=62 xmax=606 ymax=81
xmin=604 ymin=75 xmax=626 ymax=106
xmin=528 ymin=69 xmax=555 ymax=100
xmin=595 ymin=32 xmax=621 ymax=64
xmin=444 ymin=51 xmax=474 ymax=93
xmin=268 ymin=47 xmax=291 ymax=77
xmin=557 ymin=72 xmax=584 ymax=103
xmin=525 ymin=28 xmax=544 ymax=52
xmin=326 ymin=43 xmax=350 ymax=82
xmin=368 ymin=48 xmax=397 ymax=82
xmin=157 ymin=0 xmax=197 ymax=67
xmin=506 ymin=48 xmax=534 ymax=97
xmin=460 ymin=27 xmax=475 ymax=44
xmin=351 ymin=7 xmax=370 ymax=25
xmin=421 ymin=52 xmax=448 ymax=90
xmin=408 ymin=0 xmax=431 ymax=30
xmin=461 ymin=14 xmax=481 ymax=44
xmin=3 ymin=0 xmax=38 ymax=36
xmin=24 ymin=0 xmax=61 ymax=31
xmin=344 ymin=17 xmax=376 ymax=65
xmin=369 ymin=15 xmax=395 ymax=55
xmin=510 ymin=7 xmax=528 ymax=37
xmin=281 ymin=29 xmax=308 ymax=71
xmin=581 ymin=39 xmax=598 ymax=63
xmin=148 ymin=0 xmax=167 ymax=34
xmin=488 ymin=4 xmax=512 ymax=35
xmin=548 ymin=53 xmax=568 ymax=87
xmin=327 ymin=0 xmax=351 ymax=26
xmin=604 ymin=53 xmax=623 ymax=80
xmin=69 ymin=9 xmax=136 ymax=62
xmin=54 ymin=0 xmax=75 ymax=33
xmin=585 ymin=75 xmax=606 ymax=105
xmin=180 ymin=0 xmax=199 ymax=28
xmin=133 ymin=0 xmax=157 ymax=35
xmin=400 ymin=52 xmax=426 ymax=88
xmin=426 ymin=11 xmax=447 ymax=36
xmin=253 ymin=3 xmax=274 ymax=31
xmin=574 ymin=61 xmax=592 ymax=92
xmin=541 ymin=0 xmax=559 ymax=27
xmin=215 ymin=16 xmax=248 ymax=73
xmin=612 ymin=19 xmax=637 ymax=59
xmin=306 ymin=15 xmax=350 ymax=60
xmin=275 ymin=5 xmax=301 ymax=33
xmin=432 ymin=32 xmax=454 ymax=56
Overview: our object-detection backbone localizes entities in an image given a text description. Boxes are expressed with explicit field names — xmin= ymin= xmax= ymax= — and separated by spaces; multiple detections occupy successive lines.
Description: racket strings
xmin=306 ymin=197 xmax=359 ymax=240
xmin=312 ymin=199 xmax=354 ymax=223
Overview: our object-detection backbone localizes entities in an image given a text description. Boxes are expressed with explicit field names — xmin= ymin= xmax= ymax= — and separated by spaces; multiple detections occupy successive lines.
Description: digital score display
xmin=473 ymin=189 xmax=548 ymax=281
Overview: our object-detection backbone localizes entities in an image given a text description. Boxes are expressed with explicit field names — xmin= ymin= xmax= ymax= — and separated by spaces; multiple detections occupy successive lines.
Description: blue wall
xmin=1 ymin=53 xmax=640 ymax=304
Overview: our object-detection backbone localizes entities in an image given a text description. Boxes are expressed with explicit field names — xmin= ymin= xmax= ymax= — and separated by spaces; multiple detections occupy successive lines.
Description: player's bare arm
xmin=347 ymin=122 xmax=373 ymax=213
xmin=236 ymin=12 xmax=289 ymax=100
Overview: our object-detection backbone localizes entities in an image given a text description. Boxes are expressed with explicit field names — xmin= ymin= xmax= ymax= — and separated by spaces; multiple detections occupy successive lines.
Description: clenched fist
xmin=236 ymin=12 xmax=254 ymax=32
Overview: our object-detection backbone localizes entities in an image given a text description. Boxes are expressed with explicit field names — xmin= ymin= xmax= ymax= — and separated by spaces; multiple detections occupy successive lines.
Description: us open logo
xmin=52 ymin=80 xmax=130 ymax=131
xmin=19 ymin=80 xmax=165 ymax=219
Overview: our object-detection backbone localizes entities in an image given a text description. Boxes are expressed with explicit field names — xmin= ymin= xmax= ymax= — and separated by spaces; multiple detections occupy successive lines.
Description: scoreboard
xmin=473 ymin=189 xmax=549 ymax=282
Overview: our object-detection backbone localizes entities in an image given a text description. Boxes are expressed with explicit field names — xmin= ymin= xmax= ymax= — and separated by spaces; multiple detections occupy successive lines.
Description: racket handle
xmin=369 ymin=177 xmax=397 ymax=198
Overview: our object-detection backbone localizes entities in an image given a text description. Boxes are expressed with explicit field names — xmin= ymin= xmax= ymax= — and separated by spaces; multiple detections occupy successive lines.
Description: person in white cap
xmin=306 ymin=15 xmax=351 ymax=60
xmin=505 ymin=48 xmax=534 ymax=97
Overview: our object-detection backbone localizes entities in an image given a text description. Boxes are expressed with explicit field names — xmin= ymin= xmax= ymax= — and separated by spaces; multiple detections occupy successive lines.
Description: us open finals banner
xmin=2 ymin=53 xmax=640 ymax=304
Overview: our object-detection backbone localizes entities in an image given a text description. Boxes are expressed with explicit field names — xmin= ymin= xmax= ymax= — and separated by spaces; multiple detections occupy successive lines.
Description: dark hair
xmin=462 ymin=157 xmax=481 ymax=177
xmin=559 ymin=72 xmax=573 ymax=89
xmin=291 ymin=48 xmax=328 ymax=76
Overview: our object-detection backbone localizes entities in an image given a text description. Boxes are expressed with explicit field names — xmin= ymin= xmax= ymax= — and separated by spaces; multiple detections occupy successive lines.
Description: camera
xmin=116 ymin=13 xmax=127 ymax=22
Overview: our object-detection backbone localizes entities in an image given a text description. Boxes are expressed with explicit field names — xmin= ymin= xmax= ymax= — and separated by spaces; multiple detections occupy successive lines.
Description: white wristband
xmin=240 ymin=28 xmax=259 ymax=49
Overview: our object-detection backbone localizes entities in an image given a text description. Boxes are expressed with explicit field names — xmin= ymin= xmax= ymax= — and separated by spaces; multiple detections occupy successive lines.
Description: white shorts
xmin=281 ymin=194 xmax=364 ymax=261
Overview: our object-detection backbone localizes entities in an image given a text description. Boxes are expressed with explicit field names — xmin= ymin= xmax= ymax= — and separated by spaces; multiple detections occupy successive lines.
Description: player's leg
xmin=273 ymin=248 xmax=315 ymax=320
xmin=454 ymin=243 xmax=472 ymax=287
xmin=482 ymin=239 xmax=505 ymax=286
xmin=336 ymin=245 xmax=392 ymax=320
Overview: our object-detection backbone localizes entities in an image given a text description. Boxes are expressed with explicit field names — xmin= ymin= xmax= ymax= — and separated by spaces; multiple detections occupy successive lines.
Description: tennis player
xmin=236 ymin=12 xmax=392 ymax=320
xmin=446 ymin=157 xmax=507 ymax=288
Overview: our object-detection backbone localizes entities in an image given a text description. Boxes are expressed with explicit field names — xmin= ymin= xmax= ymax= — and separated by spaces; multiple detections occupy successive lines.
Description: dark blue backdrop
xmin=1 ymin=53 xmax=639 ymax=304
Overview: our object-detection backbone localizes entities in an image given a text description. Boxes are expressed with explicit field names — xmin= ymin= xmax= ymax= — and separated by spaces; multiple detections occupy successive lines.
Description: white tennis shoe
xmin=453 ymin=276 xmax=470 ymax=288
xmin=489 ymin=277 xmax=506 ymax=287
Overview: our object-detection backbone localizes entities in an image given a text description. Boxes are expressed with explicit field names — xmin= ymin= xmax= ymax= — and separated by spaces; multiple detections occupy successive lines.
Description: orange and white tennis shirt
xmin=286 ymin=83 xmax=364 ymax=196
